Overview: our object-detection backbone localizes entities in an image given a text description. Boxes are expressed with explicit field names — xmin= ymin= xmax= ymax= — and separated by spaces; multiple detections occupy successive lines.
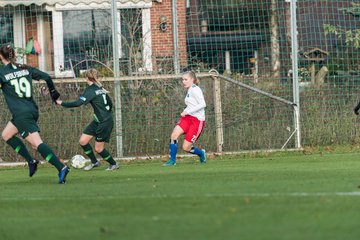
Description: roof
xmin=0 ymin=0 xmax=151 ymax=7
xmin=303 ymin=47 xmax=329 ymax=61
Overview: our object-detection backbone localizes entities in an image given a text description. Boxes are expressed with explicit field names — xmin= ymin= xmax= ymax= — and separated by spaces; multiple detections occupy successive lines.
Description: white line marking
xmin=1 ymin=192 xmax=360 ymax=201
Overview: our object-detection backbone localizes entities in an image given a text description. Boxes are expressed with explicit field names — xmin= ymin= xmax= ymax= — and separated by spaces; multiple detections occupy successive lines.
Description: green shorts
xmin=83 ymin=118 xmax=114 ymax=143
xmin=11 ymin=111 xmax=40 ymax=139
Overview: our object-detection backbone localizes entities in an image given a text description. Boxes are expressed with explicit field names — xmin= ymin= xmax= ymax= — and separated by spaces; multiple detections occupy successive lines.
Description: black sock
xmin=37 ymin=143 xmax=64 ymax=171
xmin=98 ymin=149 xmax=116 ymax=165
xmin=6 ymin=137 xmax=33 ymax=164
xmin=81 ymin=144 xmax=98 ymax=164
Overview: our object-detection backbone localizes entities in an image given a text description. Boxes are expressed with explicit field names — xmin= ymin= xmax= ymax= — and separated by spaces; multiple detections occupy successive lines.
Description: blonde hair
xmin=183 ymin=70 xmax=199 ymax=85
xmin=85 ymin=69 xmax=109 ymax=93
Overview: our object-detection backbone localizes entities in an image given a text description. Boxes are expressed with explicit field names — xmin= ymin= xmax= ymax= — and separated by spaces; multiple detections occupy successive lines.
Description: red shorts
xmin=177 ymin=115 xmax=205 ymax=143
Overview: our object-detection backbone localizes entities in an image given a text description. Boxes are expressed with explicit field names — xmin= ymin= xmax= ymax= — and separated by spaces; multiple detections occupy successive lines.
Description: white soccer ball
xmin=71 ymin=155 xmax=86 ymax=169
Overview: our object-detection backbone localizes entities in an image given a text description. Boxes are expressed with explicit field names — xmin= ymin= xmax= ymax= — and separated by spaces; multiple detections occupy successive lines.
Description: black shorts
xmin=11 ymin=111 xmax=40 ymax=139
xmin=83 ymin=118 xmax=114 ymax=142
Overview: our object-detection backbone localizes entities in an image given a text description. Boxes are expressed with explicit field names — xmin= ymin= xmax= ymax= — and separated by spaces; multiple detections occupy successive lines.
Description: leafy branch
xmin=339 ymin=2 xmax=360 ymax=16
xmin=323 ymin=2 xmax=360 ymax=49
xmin=324 ymin=24 xmax=360 ymax=49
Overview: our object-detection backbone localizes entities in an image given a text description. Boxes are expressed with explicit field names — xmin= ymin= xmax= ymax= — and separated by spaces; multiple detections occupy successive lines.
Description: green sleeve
xmin=0 ymin=68 xmax=5 ymax=84
xmin=79 ymin=86 xmax=96 ymax=104
xmin=61 ymin=87 xmax=95 ymax=108
xmin=30 ymin=67 xmax=55 ymax=90
xmin=61 ymin=99 xmax=84 ymax=108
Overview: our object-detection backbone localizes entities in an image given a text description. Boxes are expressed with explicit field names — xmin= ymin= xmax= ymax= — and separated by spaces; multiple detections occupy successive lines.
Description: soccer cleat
xmin=199 ymin=149 xmax=206 ymax=164
xmin=163 ymin=160 xmax=176 ymax=166
xmin=105 ymin=164 xmax=120 ymax=171
xmin=58 ymin=166 xmax=70 ymax=184
xmin=84 ymin=161 xmax=101 ymax=171
xmin=29 ymin=159 xmax=39 ymax=177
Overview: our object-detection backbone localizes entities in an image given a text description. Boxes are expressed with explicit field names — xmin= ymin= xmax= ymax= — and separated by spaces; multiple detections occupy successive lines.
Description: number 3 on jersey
xmin=10 ymin=77 xmax=31 ymax=98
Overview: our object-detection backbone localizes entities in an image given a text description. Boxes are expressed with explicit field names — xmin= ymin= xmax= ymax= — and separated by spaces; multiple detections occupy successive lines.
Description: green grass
xmin=1 ymin=152 xmax=360 ymax=240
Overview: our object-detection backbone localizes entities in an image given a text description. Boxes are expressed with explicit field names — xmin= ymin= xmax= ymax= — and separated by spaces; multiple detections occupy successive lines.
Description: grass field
xmin=1 ymin=151 xmax=360 ymax=240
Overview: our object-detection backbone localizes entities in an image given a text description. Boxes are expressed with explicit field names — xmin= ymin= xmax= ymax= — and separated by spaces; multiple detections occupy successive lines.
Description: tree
xmin=270 ymin=0 xmax=280 ymax=78
xmin=324 ymin=2 xmax=360 ymax=49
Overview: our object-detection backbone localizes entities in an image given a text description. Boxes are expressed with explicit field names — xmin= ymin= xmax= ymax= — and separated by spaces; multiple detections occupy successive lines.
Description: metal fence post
xmin=172 ymin=0 xmax=180 ymax=74
xmin=213 ymin=76 xmax=224 ymax=153
xmin=290 ymin=0 xmax=301 ymax=148
xmin=111 ymin=0 xmax=124 ymax=157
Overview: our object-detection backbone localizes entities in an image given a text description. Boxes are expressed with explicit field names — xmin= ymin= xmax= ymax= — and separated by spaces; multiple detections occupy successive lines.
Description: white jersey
xmin=184 ymin=84 xmax=206 ymax=121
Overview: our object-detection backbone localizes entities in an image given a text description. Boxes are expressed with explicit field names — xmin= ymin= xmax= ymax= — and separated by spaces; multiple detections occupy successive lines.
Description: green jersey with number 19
xmin=0 ymin=63 xmax=56 ymax=117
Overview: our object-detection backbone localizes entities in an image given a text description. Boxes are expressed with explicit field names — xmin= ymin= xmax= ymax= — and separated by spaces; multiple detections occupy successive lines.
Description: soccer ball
xmin=71 ymin=155 xmax=86 ymax=169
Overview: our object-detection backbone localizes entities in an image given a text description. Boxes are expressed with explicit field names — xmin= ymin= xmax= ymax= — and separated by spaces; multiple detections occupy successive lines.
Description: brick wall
xmin=151 ymin=0 xmax=187 ymax=72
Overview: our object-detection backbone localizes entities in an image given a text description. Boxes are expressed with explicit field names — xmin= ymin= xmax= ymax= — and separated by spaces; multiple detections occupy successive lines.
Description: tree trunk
xmin=315 ymin=66 xmax=328 ymax=85
xmin=310 ymin=63 xmax=316 ymax=84
xmin=270 ymin=0 xmax=280 ymax=79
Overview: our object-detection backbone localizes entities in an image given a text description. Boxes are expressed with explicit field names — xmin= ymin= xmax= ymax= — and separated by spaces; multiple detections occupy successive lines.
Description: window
xmin=0 ymin=13 xmax=13 ymax=45
xmin=62 ymin=10 xmax=113 ymax=71
xmin=62 ymin=9 xmax=144 ymax=74
xmin=120 ymin=9 xmax=143 ymax=74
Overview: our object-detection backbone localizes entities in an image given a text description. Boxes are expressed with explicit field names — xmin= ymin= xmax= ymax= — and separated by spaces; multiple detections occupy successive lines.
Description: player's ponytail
xmin=85 ymin=68 xmax=100 ymax=86
xmin=85 ymin=69 xmax=109 ymax=93
xmin=0 ymin=44 xmax=29 ymax=69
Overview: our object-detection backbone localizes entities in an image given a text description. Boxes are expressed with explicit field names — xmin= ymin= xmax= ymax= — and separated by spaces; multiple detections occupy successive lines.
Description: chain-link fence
xmin=0 ymin=0 xmax=359 ymax=161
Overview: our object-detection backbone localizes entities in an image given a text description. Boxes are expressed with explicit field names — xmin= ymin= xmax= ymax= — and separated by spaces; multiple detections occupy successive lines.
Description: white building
xmin=0 ymin=0 xmax=154 ymax=77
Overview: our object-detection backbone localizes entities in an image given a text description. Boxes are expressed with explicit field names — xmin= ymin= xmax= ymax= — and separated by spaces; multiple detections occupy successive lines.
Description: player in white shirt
xmin=163 ymin=70 xmax=206 ymax=166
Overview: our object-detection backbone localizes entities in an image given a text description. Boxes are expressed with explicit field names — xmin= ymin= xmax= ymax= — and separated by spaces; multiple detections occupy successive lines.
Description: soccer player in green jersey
xmin=0 ymin=44 xmax=70 ymax=183
xmin=56 ymin=69 xmax=119 ymax=171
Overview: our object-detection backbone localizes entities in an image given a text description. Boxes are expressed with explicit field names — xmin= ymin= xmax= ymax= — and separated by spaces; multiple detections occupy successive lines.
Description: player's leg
xmin=94 ymin=119 xmax=118 ymax=170
xmin=94 ymin=141 xmax=118 ymax=170
xmin=3 ymin=121 xmax=39 ymax=176
xmin=79 ymin=132 xmax=101 ymax=171
xmin=183 ymin=140 xmax=206 ymax=163
xmin=25 ymin=132 xmax=62 ymax=170
xmin=164 ymin=125 xmax=184 ymax=166
xmin=170 ymin=125 xmax=184 ymax=160
xmin=183 ymin=120 xmax=206 ymax=163
xmin=80 ymin=134 xmax=102 ymax=171
xmin=2 ymin=121 xmax=34 ymax=164
xmin=26 ymin=132 xmax=69 ymax=183
xmin=182 ymin=140 xmax=193 ymax=152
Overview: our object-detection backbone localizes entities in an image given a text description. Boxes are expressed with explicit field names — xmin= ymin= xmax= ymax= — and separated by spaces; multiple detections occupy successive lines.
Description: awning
xmin=0 ymin=0 xmax=152 ymax=7
xmin=187 ymin=32 xmax=267 ymax=51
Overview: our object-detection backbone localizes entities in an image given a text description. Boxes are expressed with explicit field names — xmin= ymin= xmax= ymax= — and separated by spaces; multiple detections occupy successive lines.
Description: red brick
xmin=151 ymin=0 xmax=187 ymax=69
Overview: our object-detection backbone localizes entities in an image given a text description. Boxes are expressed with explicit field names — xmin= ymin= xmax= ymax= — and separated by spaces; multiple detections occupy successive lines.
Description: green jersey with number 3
xmin=0 ymin=63 xmax=55 ymax=117
xmin=61 ymin=84 xmax=113 ymax=122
